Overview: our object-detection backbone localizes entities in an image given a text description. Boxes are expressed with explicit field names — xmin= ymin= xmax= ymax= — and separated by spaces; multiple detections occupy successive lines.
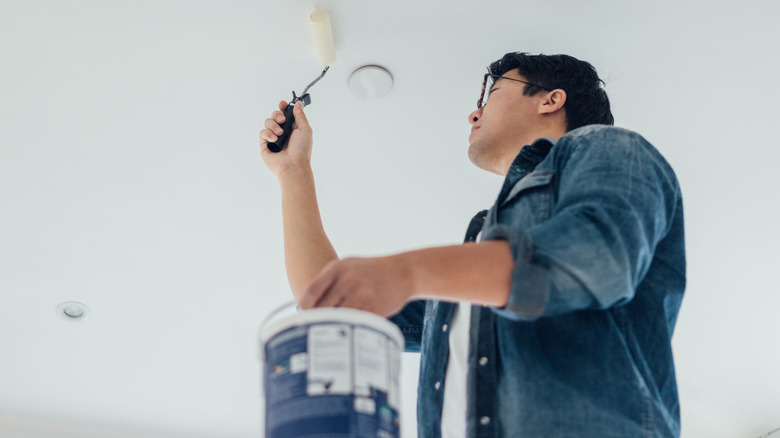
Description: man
xmin=259 ymin=52 xmax=685 ymax=438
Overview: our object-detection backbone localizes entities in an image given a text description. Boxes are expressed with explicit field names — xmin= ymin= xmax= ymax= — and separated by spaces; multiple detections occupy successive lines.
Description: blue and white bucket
xmin=260 ymin=302 xmax=405 ymax=438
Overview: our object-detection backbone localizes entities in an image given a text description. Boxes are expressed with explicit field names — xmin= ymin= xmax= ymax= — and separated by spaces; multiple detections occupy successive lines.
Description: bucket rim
xmin=260 ymin=307 xmax=404 ymax=349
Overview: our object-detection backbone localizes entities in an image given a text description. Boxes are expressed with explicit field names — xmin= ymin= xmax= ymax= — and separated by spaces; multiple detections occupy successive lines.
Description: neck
xmin=498 ymin=126 xmax=566 ymax=175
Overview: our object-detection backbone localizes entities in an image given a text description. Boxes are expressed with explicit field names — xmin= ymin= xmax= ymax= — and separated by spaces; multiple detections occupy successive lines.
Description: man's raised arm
xmin=260 ymin=100 xmax=338 ymax=300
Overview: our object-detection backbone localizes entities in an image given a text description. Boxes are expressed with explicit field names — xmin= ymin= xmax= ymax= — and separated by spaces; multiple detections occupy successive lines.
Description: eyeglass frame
xmin=478 ymin=73 xmax=554 ymax=110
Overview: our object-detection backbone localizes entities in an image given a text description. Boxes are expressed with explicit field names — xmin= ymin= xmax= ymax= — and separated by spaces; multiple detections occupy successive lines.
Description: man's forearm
xmin=397 ymin=240 xmax=514 ymax=307
xmin=278 ymin=166 xmax=338 ymax=300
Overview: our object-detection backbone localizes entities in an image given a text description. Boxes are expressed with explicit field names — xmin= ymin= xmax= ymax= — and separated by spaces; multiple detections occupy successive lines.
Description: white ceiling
xmin=1 ymin=0 xmax=779 ymax=437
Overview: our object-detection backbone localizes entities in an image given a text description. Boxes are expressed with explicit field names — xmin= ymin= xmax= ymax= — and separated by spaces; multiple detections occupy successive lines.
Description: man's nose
xmin=468 ymin=107 xmax=483 ymax=125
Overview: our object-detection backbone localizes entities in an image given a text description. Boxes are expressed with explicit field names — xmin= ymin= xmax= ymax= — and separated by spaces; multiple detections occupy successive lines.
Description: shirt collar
xmin=507 ymin=137 xmax=555 ymax=177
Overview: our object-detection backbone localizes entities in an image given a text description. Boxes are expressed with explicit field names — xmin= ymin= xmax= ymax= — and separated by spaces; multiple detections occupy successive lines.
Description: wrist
xmin=388 ymin=251 xmax=420 ymax=302
xmin=277 ymin=164 xmax=314 ymax=184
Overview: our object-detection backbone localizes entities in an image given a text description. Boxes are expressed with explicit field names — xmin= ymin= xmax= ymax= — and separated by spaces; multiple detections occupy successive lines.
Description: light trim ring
xmin=56 ymin=301 xmax=91 ymax=322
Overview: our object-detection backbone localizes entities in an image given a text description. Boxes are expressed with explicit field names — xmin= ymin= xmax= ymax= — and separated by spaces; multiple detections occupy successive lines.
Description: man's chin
xmin=467 ymin=143 xmax=490 ymax=172
xmin=467 ymin=142 xmax=480 ymax=167
xmin=468 ymin=144 xmax=506 ymax=175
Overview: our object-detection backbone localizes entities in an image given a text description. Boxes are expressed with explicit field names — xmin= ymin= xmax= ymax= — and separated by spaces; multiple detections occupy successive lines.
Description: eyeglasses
xmin=478 ymin=73 xmax=553 ymax=109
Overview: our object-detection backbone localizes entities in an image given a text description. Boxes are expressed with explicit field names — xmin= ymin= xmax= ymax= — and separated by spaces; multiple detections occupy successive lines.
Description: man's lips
xmin=468 ymin=126 xmax=479 ymax=142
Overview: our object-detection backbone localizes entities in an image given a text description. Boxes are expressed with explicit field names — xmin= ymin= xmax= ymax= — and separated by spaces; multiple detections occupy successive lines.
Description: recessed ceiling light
xmin=348 ymin=65 xmax=393 ymax=99
xmin=56 ymin=301 xmax=91 ymax=321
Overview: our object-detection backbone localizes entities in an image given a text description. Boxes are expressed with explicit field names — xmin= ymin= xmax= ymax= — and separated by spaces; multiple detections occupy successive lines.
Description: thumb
xmin=292 ymin=101 xmax=310 ymax=130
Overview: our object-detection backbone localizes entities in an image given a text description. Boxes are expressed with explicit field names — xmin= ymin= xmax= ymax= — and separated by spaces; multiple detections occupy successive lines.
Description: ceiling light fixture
xmin=348 ymin=65 xmax=393 ymax=99
xmin=56 ymin=301 xmax=91 ymax=321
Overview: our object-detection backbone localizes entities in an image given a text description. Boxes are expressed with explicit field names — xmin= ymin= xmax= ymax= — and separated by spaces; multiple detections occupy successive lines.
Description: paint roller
xmin=266 ymin=10 xmax=336 ymax=153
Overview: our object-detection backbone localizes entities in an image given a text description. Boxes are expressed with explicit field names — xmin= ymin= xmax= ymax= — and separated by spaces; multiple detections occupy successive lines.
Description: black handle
xmin=266 ymin=103 xmax=296 ymax=153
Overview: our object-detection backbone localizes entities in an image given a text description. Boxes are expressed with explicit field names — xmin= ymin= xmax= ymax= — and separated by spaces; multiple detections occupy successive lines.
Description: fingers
xmin=261 ymin=100 xmax=312 ymax=150
xmin=259 ymin=129 xmax=277 ymax=145
xmin=259 ymin=101 xmax=288 ymax=140
xmin=273 ymin=100 xmax=288 ymax=125
xmin=272 ymin=101 xmax=289 ymax=129
xmin=259 ymin=104 xmax=290 ymax=144
xmin=312 ymin=285 xmax=347 ymax=309
xmin=262 ymin=117 xmax=282 ymax=137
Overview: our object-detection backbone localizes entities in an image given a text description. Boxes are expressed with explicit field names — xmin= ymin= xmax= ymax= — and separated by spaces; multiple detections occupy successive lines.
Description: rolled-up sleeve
xmin=388 ymin=300 xmax=426 ymax=352
xmin=482 ymin=127 xmax=680 ymax=321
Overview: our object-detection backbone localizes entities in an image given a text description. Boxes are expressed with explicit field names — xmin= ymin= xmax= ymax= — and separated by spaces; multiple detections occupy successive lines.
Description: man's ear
xmin=538 ymin=89 xmax=567 ymax=115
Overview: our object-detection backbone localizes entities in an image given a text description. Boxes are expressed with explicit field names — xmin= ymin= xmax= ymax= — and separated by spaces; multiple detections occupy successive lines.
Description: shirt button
xmin=480 ymin=416 xmax=491 ymax=426
xmin=442 ymin=324 xmax=448 ymax=332
xmin=479 ymin=357 xmax=488 ymax=366
xmin=434 ymin=381 xmax=441 ymax=390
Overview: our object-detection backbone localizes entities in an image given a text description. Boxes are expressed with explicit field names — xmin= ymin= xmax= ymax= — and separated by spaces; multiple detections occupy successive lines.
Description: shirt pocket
xmin=499 ymin=170 xmax=555 ymax=224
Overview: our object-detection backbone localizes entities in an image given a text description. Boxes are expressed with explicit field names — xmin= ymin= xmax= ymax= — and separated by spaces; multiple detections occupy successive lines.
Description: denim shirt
xmin=390 ymin=125 xmax=686 ymax=438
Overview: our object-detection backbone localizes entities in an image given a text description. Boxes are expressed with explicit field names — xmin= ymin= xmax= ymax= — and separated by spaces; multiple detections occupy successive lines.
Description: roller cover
xmin=309 ymin=10 xmax=336 ymax=66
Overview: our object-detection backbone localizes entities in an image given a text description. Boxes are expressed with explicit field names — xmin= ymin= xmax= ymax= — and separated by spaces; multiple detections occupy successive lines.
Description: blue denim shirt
xmin=390 ymin=125 xmax=685 ymax=438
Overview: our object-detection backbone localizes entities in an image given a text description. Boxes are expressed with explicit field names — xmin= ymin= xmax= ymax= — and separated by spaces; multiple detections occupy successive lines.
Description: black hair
xmin=488 ymin=52 xmax=614 ymax=131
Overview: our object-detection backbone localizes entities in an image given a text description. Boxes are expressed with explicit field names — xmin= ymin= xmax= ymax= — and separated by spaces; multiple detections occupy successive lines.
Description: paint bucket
xmin=260 ymin=301 xmax=404 ymax=438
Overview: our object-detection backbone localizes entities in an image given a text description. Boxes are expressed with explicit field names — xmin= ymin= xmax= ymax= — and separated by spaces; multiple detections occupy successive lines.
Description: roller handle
xmin=267 ymin=92 xmax=311 ymax=153
xmin=266 ymin=103 xmax=296 ymax=153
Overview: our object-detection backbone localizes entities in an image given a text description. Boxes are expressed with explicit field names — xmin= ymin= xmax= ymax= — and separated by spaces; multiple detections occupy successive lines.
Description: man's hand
xmin=299 ymin=255 xmax=416 ymax=317
xmin=259 ymin=100 xmax=313 ymax=178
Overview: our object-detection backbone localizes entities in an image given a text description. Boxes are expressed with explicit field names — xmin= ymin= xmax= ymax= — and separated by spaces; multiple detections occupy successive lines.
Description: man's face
xmin=467 ymin=69 xmax=541 ymax=175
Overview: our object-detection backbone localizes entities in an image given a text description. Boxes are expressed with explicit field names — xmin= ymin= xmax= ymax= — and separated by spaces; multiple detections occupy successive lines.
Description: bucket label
xmin=387 ymin=341 xmax=401 ymax=410
xmin=354 ymin=327 xmax=389 ymax=396
xmin=264 ymin=321 xmax=401 ymax=438
xmin=308 ymin=324 xmax=352 ymax=395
